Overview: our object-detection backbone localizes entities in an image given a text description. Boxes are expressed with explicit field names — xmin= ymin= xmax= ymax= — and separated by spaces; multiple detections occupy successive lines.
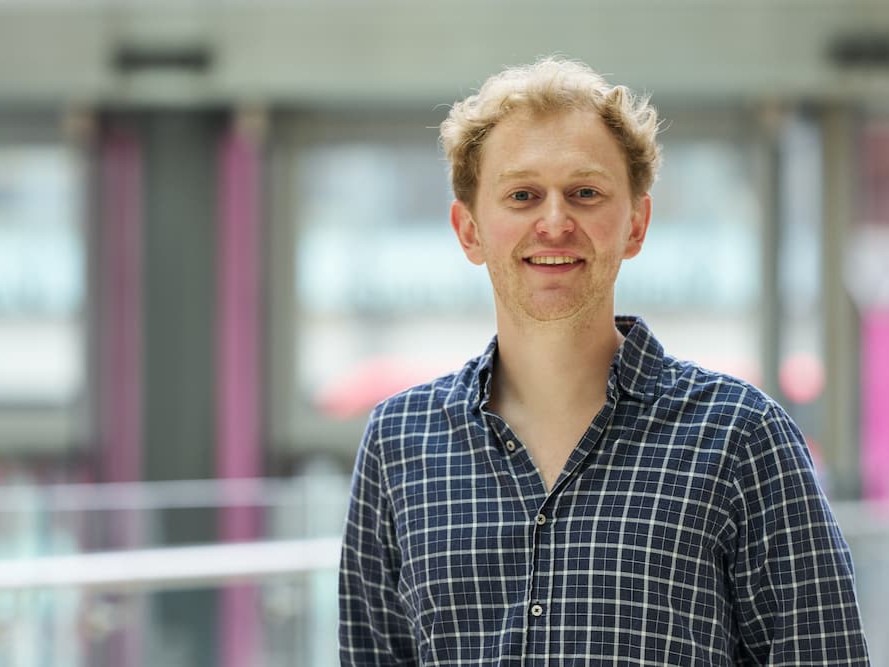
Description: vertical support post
xmin=98 ymin=127 xmax=144 ymax=666
xmin=99 ymin=129 xmax=143 ymax=488
xmin=821 ymin=107 xmax=861 ymax=500
xmin=216 ymin=110 xmax=264 ymax=667
xmin=757 ymin=105 xmax=784 ymax=402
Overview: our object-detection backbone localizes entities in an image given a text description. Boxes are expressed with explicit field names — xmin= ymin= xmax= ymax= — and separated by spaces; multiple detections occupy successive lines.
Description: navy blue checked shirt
xmin=339 ymin=317 xmax=869 ymax=665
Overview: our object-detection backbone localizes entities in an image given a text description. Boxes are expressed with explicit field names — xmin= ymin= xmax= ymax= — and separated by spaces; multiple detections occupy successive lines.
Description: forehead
xmin=478 ymin=109 xmax=630 ymax=185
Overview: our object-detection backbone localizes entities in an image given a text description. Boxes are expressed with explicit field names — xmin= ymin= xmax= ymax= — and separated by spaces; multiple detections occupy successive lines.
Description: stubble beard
xmin=487 ymin=251 xmax=623 ymax=332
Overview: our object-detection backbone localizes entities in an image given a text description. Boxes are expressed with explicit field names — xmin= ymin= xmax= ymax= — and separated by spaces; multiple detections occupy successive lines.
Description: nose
xmin=535 ymin=195 xmax=575 ymax=237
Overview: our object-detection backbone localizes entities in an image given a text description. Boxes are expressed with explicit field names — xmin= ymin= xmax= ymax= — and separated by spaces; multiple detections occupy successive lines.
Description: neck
xmin=490 ymin=306 xmax=623 ymax=416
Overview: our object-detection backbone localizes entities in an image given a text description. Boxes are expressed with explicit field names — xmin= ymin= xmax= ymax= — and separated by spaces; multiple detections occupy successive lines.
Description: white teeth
xmin=528 ymin=256 xmax=579 ymax=265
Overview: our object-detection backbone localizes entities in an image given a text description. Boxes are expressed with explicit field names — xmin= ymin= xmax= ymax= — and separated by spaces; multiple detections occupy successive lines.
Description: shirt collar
xmin=473 ymin=337 xmax=498 ymax=414
xmin=470 ymin=315 xmax=664 ymax=412
xmin=613 ymin=315 xmax=664 ymax=404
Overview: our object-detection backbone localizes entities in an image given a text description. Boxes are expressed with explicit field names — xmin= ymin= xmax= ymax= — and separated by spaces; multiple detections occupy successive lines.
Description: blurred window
xmin=288 ymin=118 xmax=494 ymax=449
xmin=618 ymin=113 xmax=764 ymax=385
xmin=282 ymin=111 xmax=765 ymax=453
xmin=0 ymin=129 xmax=87 ymax=450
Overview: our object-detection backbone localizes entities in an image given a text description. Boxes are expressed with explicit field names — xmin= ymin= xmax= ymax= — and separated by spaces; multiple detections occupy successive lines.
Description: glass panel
xmin=0 ymin=145 xmax=85 ymax=405
xmin=0 ymin=475 xmax=350 ymax=667
xmin=289 ymin=115 xmax=764 ymax=446
xmin=617 ymin=132 xmax=763 ymax=385
xmin=294 ymin=132 xmax=494 ymax=426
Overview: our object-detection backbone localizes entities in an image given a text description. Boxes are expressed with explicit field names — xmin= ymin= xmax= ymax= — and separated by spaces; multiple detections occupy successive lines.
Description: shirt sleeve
xmin=339 ymin=409 xmax=418 ymax=666
xmin=729 ymin=402 xmax=870 ymax=665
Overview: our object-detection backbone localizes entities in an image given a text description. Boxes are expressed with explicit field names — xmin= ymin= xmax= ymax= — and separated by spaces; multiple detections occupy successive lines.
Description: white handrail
xmin=0 ymin=476 xmax=346 ymax=512
xmin=0 ymin=538 xmax=342 ymax=593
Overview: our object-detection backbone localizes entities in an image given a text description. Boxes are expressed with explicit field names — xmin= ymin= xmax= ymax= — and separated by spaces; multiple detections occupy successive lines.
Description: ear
xmin=623 ymin=194 xmax=652 ymax=259
xmin=450 ymin=200 xmax=486 ymax=265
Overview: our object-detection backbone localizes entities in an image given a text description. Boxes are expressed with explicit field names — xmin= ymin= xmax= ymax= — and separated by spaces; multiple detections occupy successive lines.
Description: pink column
xmin=216 ymin=118 xmax=263 ymax=667
xmin=100 ymin=130 xmax=143 ymax=488
xmin=861 ymin=311 xmax=889 ymax=499
xmin=860 ymin=124 xmax=889 ymax=500
xmin=98 ymin=128 xmax=144 ymax=666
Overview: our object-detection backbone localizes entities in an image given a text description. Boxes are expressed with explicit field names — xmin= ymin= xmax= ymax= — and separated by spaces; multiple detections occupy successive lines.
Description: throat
xmin=495 ymin=395 xmax=606 ymax=493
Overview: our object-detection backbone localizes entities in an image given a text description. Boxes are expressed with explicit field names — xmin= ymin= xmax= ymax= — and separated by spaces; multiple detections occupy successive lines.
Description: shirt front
xmin=339 ymin=317 xmax=869 ymax=666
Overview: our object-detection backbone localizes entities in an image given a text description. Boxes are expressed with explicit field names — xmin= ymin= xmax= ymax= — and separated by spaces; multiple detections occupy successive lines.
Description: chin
xmin=493 ymin=285 xmax=608 ymax=326
xmin=524 ymin=293 xmax=612 ymax=325
xmin=520 ymin=301 xmax=589 ymax=324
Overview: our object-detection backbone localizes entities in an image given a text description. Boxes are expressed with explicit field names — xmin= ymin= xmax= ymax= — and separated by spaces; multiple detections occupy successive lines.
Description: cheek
xmin=484 ymin=225 xmax=519 ymax=248
xmin=476 ymin=216 xmax=523 ymax=255
xmin=588 ymin=208 xmax=633 ymax=244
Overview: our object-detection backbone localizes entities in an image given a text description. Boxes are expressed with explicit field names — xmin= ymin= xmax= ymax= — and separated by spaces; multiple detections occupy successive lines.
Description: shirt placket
xmin=524 ymin=389 xmax=619 ymax=666
xmin=525 ymin=499 xmax=555 ymax=666
xmin=482 ymin=387 xmax=622 ymax=666
xmin=483 ymin=413 xmax=552 ymax=665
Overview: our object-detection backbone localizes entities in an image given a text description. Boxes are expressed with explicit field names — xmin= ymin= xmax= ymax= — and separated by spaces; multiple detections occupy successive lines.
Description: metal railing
xmin=0 ymin=538 xmax=341 ymax=593
xmin=0 ymin=475 xmax=349 ymax=666
xmin=0 ymin=479 xmax=885 ymax=666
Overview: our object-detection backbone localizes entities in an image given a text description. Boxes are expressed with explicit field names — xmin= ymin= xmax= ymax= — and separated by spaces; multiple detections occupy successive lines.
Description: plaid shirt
xmin=339 ymin=317 xmax=869 ymax=665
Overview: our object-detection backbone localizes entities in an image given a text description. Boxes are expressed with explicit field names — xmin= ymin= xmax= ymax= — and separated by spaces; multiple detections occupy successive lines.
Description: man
xmin=339 ymin=57 xmax=869 ymax=665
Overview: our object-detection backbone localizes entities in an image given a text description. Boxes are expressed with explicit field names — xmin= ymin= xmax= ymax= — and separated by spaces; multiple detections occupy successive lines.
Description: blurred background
xmin=0 ymin=0 xmax=888 ymax=665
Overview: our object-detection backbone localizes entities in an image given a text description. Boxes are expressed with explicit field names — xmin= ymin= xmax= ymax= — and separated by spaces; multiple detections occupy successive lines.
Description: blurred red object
xmin=315 ymin=356 xmax=450 ymax=419
xmin=779 ymin=353 xmax=826 ymax=405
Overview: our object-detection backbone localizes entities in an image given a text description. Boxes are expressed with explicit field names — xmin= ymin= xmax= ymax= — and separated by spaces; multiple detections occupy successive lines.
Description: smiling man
xmin=338 ymin=58 xmax=869 ymax=665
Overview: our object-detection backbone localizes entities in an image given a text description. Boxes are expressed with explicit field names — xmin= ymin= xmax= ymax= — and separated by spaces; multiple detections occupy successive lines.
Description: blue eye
xmin=511 ymin=190 xmax=534 ymax=201
xmin=576 ymin=187 xmax=598 ymax=198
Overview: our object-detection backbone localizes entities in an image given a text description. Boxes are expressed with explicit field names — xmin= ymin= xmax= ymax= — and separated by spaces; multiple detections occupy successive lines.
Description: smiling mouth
xmin=526 ymin=256 xmax=581 ymax=265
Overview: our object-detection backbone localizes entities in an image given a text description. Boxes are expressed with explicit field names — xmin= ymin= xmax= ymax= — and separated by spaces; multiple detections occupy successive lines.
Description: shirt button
xmin=505 ymin=440 xmax=517 ymax=452
xmin=530 ymin=603 xmax=544 ymax=617
xmin=535 ymin=514 xmax=547 ymax=526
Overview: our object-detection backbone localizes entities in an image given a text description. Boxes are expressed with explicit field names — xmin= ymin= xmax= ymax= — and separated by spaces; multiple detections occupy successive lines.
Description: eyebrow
xmin=496 ymin=167 xmax=614 ymax=183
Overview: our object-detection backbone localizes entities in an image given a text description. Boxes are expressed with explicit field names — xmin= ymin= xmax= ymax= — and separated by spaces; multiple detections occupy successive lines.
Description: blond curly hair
xmin=440 ymin=57 xmax=662 ymax=205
